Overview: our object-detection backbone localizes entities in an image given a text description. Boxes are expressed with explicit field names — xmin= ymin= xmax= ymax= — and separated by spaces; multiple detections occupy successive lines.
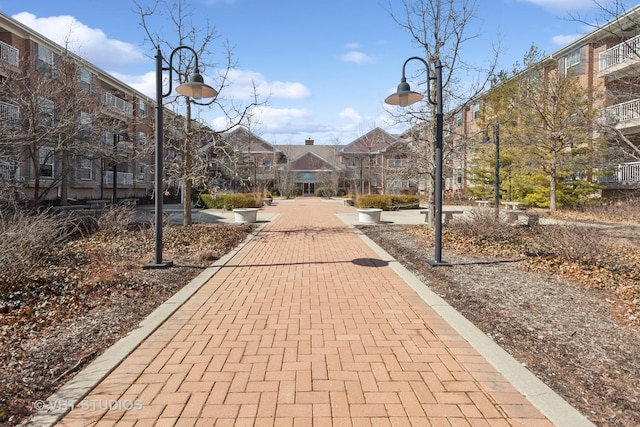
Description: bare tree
xmin=136 ymin=0 xmax=265 ymax=225
xmin=385 ymin=0 xmax=501 ymax=222
xmin=0 ymin=49 xmax=105 ymax=207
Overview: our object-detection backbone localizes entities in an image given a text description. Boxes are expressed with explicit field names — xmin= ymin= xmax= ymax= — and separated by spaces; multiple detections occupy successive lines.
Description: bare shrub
xmin=449 ymin=208 xmax=512 ymax=242
xmin=538 ymin=224 xmax=626 ymax=271
xmin=0 ymin=209 xmax=72 ymax=292
xmin=97 ymin=205 xmax=136 ymax=233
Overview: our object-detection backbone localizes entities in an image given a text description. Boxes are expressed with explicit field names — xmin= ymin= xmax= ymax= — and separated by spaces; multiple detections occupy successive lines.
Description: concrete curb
xmin=350 ymin=225 xmax=595 ymax=427
xmin=27 ymin=219 xmax=274 ymax=427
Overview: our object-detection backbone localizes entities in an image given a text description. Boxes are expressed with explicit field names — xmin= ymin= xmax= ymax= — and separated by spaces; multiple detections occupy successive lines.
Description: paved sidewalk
xmin=40 ymin=198 xmax=590 ymax=426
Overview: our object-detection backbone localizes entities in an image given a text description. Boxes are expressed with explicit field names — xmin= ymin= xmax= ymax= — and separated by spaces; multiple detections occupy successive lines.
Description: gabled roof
xmin=222 ymin=127 xmax=280 ymax=154
xmin=339 ymin=127 xmax=398 ymax=154
xmin=289 ymin=151 xmax=338 ymax=171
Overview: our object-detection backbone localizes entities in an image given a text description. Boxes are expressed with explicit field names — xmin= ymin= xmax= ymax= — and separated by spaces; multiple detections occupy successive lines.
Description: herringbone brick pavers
xmin=57 ymin=198 xmax=554 ymax=426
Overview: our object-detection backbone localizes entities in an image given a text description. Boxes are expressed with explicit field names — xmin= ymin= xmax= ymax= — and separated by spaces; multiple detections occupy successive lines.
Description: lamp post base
xmin=143 ymin=260 xmax=174 ymax=269
xmin=427 ymin=259 xmax=451 ymax=267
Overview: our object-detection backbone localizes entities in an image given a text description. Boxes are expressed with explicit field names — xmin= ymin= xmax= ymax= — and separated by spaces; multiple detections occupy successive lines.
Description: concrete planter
xmin=357 ymin=208 xmax=382 ymax=223
xmin=233 ymin=208 xmax=259 ymax=223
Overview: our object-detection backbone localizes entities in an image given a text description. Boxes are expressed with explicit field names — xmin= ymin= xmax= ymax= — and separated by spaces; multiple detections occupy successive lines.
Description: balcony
xmin=599 ymin=162 xmax=640 ymax=187
xmin=0 ymin=162 xmax=19 ymax=180
xmin=101 ymin=92 xmax=133 ymax=116
xmin=0 ymin=101 xmax=19 ymax=124
xmin=598 ymin=34 xmax=640 ymax=78
xmin=103 ymin=171 xmax=134 ymax=186
xmin=0 ymin=41 xmax=19 ymax=67
xmin=602 ymin=99 xmax=640 ymax=133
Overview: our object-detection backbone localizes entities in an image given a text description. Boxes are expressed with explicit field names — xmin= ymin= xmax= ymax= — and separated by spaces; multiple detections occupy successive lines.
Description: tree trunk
xmin=59 ymin=149 xmax=70 ymax=206
xmin=550 ymin=151 xmax=557 ymax=211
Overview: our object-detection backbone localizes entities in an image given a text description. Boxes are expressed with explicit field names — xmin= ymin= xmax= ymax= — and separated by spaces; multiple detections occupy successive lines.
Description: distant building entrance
xmin=296 ymin=182 xmax=316 ymax=196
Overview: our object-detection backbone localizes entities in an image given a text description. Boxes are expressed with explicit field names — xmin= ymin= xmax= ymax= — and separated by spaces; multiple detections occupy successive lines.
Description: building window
xmin=79 ymin=68 xmax=94 ymax=93
xmin=136 ymin=163 xmax=147 ymax=181
xmin=456 ymin=168 xmax=463 ymax=185
xmin=137 ymin=131 xmax=149 ymax=148
xmin=565 ymin=48 xmax=580 ymax=75
xmin=80 ymin=112 xmax=92 ymax=137
xmin=456 ymin=110 xmax=463 ymax=126
xmin=472 ymin=101 xmax=481 ymax=121
xmin=38 ymin=148 xmax=54 ymax=178
xmin=387 ymin=158 xmax=406 ymax=168
xmin=78 ymin=158 xmax=93 ymax=180
xmin=370 ymin=154 xmax=379 ymax=166
xmin=390 ymin=179 xmax=409 ymax=188
xmin=37 ymin=98 xmax=55 ymax=126
xmin=36 ymin=44 xmax=56 ymax=77
xmin=454 ymin=139 xmax=463 ymax=153
xmin=138 ymin=99 xmax=148 ymax=118
xmin=262 ymin=158 xmax=271 ymax=170
xmin=347 ymin=157 xmax=358 ymax=167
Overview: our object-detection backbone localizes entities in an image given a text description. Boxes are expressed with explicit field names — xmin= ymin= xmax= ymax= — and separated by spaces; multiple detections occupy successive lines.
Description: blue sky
xmin=0 ymin=0 xmax=626 ymax=145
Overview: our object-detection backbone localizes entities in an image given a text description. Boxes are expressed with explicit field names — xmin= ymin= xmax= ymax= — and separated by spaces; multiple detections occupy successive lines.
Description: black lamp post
xmin=144 ymin=46 xmax=218 ymax=269
xmin=385 ymin=56 xmax=448 ymax=266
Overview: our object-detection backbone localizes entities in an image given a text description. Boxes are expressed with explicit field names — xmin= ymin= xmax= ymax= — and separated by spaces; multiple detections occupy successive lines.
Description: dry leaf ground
xmin=359 ymin=219 xmax=639 ymax=427
xmin=0 ymin=223 xmax=253 ymax=425
xmin=1 ymin=207 xmax=639 ymax=427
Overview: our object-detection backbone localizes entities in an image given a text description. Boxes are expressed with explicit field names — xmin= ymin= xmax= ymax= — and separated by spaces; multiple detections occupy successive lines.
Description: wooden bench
xmin=420 ymin=209 xmax=464 ymax=224
xmin=120 ymin=198 xmax=138 ymax=206
xmin=506 ymin=210 xmax=550 ymax=226
xmin=475 ymin=200 xmax=490 ymax=208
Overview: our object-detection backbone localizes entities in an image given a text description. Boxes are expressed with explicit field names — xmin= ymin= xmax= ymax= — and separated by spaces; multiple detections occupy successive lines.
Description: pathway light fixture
xmin=385 ymin=56 xmax=448 ymax=266
xmin=144 ymin=46 xmax=217 ymax=269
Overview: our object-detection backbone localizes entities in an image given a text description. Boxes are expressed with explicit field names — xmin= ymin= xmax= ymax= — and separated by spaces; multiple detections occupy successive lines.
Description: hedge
xmin=356 ymin=194 xmax=420 ymax=210
xmin=196 ymin=193 xmax=259 ymax=210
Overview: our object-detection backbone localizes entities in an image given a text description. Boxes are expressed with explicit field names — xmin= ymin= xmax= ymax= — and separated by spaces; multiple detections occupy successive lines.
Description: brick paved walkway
xmin=57 ymin=198 xmax=558 ymax=426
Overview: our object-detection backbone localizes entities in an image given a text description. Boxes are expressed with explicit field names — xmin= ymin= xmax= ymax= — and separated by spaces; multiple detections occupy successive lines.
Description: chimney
xmin=305 ymin=138 xmax=314 ymax=146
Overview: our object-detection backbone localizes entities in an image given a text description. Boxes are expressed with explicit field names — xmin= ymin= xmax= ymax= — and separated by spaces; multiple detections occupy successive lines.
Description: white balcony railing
xmin=603 ymin=98 xmax=640 ymax=125
xmin=599 ymin=33 xmax=640 ymax=74
xmin=103 ymin=171 xmax=134 ymax=185
xmin=0 ymin=101 xmax=20 ymax=123
xmin=101 ymin=92 xmax=133 ymax=115
xmin=0 ymin=162 xmax=19 ymax=180
xmin=598 ymin=162 xmax=640 ymax=184
xmin=0 ymin=41 xmax=19 ymax=67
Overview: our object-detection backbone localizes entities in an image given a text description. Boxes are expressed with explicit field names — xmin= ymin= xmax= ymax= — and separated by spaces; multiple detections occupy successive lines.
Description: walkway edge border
xmin=28 ymin=218 xmax=275 ymax=427
xmin=351 ymin=226 xmax=594 ymax=427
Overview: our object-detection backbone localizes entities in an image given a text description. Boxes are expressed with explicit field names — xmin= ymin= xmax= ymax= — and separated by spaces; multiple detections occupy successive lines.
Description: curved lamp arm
xmin=161 ymin=45 xmax=218 ymax=100
xmin=384 ymin=56 xmax=437 ymax=107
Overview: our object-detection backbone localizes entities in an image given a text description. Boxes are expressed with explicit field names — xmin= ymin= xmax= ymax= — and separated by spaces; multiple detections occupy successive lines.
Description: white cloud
xmin=219 ymin=69 xmax=311 ymax=100
xmin=110 ymin=71 xmax=156 ymax=99
xmin=12 ymin=12 xmax=147 ymax=69
xmin=338 ymin=108 xmax=363 ymax=122
xmin=211 ymin=106 xmax=311 ymax=133
xmin=552 ymin=33 xmax=583 ymax=45
xmin=516 ymin=0 xmax=597 ymax=11
xmin=341 ymin=51 xmax=373 ymax=64
xmin=344 ymin=42 xmax=361 ymax=49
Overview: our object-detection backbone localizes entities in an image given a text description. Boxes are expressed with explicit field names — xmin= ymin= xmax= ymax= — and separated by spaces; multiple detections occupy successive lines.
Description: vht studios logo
xmin=33 ymin=399 xmax=143 ymax=412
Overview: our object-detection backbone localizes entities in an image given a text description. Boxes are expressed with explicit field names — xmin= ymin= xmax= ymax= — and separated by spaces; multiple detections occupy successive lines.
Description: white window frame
xmin=78 ymin=158 xmax=93 ymax=181
xmin=38 ymin=148 xmax=54 ymax=178
xmin=565 ymin=49 xmax=580 ymax=74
